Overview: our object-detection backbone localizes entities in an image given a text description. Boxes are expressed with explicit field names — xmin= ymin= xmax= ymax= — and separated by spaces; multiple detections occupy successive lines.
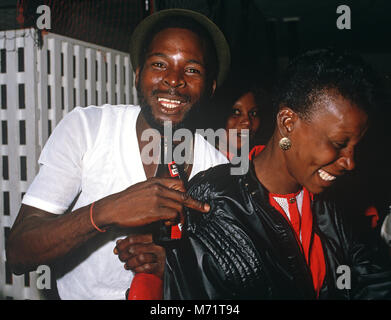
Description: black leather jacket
xmin=164 ymin=164 xmax=391 ymax=299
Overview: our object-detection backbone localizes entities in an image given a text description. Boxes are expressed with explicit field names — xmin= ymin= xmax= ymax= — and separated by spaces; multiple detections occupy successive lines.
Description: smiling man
xmin=6 ymin=9 xmax=230 ymax=300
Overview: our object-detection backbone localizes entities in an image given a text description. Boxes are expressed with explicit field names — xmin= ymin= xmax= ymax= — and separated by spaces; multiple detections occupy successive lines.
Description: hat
xmin=129 ymin=8 xmax=231 ymax=86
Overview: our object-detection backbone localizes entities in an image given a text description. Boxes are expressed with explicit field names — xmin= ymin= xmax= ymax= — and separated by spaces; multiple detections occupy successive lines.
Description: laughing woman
xmin=164 ymin=49 xmax=391 ymax=299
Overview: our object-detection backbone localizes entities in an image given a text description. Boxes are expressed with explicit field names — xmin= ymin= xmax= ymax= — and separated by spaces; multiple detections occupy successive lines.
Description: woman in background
xmin=208 ymin=72 xmax=272 ymax=161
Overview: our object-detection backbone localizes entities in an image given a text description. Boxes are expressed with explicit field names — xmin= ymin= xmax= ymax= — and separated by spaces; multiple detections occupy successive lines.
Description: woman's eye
xmin=332 ymin=141 xmax=347 ymax=150
xmin=232 ymin=108 xmax=241 ymax=116
xmin=249 ymin=110 xmax=258 ymax=117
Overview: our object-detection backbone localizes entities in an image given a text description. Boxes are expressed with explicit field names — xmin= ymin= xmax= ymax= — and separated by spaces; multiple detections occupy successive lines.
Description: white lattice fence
xmin=0 ymin=28 xmax=136 ymax=299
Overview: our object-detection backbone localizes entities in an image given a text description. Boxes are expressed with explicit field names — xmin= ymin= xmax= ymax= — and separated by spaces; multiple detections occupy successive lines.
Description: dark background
xmin=2 ymin=0 xmax=391 ymax=244
xmin=3 ymin=1 xmax=391 ymax=78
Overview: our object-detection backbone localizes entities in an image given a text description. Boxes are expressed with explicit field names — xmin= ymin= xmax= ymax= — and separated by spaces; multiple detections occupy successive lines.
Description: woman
xmin=163 ymin=49 xmax=391 ymax=299
xmin=209 ymin=73 xmax=271 ymax=161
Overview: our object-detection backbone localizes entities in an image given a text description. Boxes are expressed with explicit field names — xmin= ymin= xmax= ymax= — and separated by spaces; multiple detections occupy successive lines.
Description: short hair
xmin=275 ymin=49 xmax=380 ymax=120
xmin=138 ymin=15 xmax=218 ymax=86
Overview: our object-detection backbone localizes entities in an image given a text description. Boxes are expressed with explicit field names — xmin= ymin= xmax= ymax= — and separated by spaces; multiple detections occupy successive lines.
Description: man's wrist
xmin=90 ymin=198 xmax=112 ymax=231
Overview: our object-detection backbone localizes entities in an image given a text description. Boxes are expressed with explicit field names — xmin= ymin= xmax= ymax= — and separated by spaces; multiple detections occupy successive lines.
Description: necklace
xmin=154 ymin=135 xmax=194 ymax=180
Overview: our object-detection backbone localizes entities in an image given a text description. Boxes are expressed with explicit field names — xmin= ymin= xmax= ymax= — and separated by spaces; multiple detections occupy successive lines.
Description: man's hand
xmin=97 ymin=177 xmax=210 ymax=229
xmin=114 ymin=234 xmax=165 ymax=279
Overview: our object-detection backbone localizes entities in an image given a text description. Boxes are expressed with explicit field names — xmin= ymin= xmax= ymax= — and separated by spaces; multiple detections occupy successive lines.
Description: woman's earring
xmin=279 ymin=137 xmax=292 ymax=151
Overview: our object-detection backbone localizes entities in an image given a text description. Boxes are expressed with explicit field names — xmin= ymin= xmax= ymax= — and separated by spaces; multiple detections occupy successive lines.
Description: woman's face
xmin=283 ymin=92 xmax=368 ymax=194
xmin=225 ymin=91 xmax=260 ymax=151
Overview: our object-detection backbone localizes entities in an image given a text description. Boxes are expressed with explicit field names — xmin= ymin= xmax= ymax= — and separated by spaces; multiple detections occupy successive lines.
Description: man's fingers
xmin=181 ymin=193 xmax=210 ymax=213
xmin=118 ymin=242 xmax=163 ymax=263
xmin=154 ymin=178 xmax=210 ymax=212
xmin=117 ymin=177 xmax=210 ymax=229
xmin=127 ymin=234 xmax=153 ymax=245
xmin=114 ymin=234 xmax=154 ymax=256
xmin=134 ymin=243 xmax=164 ymax=256
xmin=157 ymin=186 xmax=210 ymax=214
xmin=152 ymin=177 xmax=186 ymax=192
xmin=125 ymin=252 xmax=165 ymax=278
xmin=125 ymin=253 xmax=158 ymax=270
xmin=150 ymin=178 xmax=210 ymax=217
xmin=154 ymin=205 xmax=182 ymax=225
xmin=131 ymin=263 xmax=159 ymax=274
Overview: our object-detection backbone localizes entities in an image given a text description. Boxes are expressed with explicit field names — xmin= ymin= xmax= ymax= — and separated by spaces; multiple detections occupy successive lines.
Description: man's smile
xmin=158 ymin=97 xmax=185 ymax=108
xmin=156 ymin=96 xmax=190 ymax=115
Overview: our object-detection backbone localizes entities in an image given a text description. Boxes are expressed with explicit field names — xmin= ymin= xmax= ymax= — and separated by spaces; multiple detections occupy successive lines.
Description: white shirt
xmin=22 ymin=104 xmax=228 ymax=299
xmin=272 ymin=191 xmax=304 ymax=220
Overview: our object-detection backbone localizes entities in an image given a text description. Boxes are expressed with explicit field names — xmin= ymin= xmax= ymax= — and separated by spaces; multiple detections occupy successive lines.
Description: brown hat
xmin=129 ymin=8 xmax=231 ymax=86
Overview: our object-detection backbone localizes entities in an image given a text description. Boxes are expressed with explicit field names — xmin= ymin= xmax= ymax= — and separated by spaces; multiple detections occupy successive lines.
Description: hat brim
xmin=129 ymin=8 xmax=230 ymax=87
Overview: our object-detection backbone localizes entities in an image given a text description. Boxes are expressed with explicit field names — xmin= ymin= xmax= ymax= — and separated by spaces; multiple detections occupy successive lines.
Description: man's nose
xmin=163 ymin=71 xmax=185 ymax=89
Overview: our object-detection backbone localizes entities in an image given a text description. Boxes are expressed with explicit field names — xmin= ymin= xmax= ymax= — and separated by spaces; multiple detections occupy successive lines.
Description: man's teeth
xmin=318 ymin=169 xmax=336 ymax=181
xmin=158 ymin=97 xmax=182 ymax=109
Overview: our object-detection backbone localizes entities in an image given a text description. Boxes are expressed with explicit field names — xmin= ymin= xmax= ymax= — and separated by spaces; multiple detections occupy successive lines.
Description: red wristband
xmin=89 ymin=202 xmax=106 ymax=233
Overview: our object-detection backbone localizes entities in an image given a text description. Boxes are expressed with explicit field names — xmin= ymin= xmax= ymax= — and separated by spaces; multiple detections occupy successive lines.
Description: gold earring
xmin=279 ymin=137 xmax=292 ymax=151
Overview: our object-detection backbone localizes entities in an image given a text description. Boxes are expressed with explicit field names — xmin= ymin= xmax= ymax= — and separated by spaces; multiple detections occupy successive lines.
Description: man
xmin=6 ymin=9 xmax=230 ymax=300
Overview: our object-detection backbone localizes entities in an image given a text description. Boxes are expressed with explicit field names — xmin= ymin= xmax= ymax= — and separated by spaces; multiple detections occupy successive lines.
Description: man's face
xmin=136 ymin=27 xmax=216 ymax=132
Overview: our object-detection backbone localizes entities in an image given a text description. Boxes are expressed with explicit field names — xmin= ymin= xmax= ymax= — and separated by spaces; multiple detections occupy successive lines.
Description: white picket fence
xmin=0 ymin=28 xmax=136 ymax=299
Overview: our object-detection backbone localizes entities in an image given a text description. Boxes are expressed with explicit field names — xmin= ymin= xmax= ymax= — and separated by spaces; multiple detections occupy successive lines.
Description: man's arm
xmin=6 ymin=177 xmax=209 ymax=275
xmin=6 ymin=204 xmax=100 ymax=275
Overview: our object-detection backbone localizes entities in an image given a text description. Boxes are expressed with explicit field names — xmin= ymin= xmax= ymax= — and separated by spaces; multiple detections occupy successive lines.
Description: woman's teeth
xmin=158 ymin=97 xmax=182 ymax=109
xmin=318 ymin=169 xmax=336 ymax=181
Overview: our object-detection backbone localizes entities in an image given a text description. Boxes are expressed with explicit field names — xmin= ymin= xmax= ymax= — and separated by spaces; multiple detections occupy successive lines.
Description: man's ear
xmin=134 ymin=67 xmax=140 ymax=88
xmin=277 ymin=106 xmax=298 ymax=137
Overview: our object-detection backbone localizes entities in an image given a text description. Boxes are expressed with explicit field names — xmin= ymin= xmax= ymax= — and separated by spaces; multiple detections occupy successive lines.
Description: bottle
xmin=152 ymin=136 xmax=184 ymax=247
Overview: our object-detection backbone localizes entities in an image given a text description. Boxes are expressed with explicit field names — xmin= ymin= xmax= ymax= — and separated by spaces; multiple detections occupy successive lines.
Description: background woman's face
xmin=225 ymin=91 xmax=260 ymax=151
xmin=284 ymin=92 xmax=368 ymax=194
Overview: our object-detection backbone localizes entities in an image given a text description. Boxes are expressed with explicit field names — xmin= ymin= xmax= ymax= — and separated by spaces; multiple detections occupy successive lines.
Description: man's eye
xmin=185 ymin=67 xmax=202 ymax=74
xmin=152 ymin=62 xmax=165 ymax=68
